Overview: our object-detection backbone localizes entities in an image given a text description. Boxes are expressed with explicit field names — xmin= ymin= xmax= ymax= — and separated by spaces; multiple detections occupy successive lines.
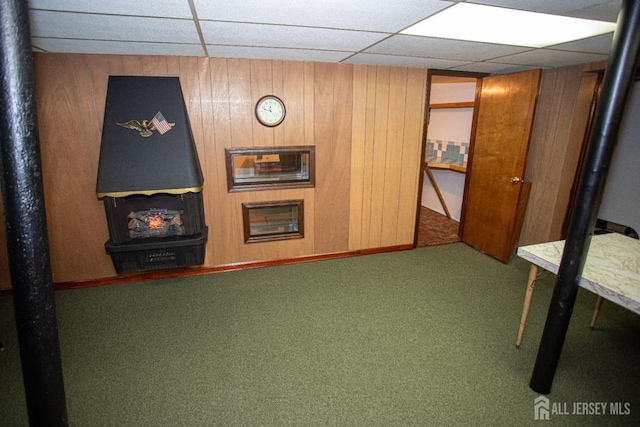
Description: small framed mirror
xmin=242 ymin=200 xmax=304 ymax=243
xmin=225 ymin=146 xmax=315 ymax=192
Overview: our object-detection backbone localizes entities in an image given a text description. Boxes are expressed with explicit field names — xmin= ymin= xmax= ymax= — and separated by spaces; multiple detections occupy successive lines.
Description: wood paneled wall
xmin=350 ymin=65 xmax=426 ymax=249
xmin=520 ymin=63 xmax=601 ymax=246
xmin=0 ymin=53 xmax=427 ymax=288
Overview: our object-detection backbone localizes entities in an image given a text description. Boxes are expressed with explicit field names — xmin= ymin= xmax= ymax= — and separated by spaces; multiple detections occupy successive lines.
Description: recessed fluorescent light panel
xmin=401 ymin=3 xmax=617 ymax=48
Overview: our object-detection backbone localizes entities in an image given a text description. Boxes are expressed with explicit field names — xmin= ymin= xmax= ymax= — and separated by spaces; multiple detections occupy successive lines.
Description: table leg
xmin=590 ymin=296 xmax=604 ymax=330
xmin=516 ymin=264 xmax=538 ymax=349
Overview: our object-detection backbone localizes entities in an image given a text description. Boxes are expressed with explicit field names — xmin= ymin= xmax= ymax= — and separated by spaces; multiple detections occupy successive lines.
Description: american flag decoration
xmin=151 ymin=111 xmax=172 ymax=135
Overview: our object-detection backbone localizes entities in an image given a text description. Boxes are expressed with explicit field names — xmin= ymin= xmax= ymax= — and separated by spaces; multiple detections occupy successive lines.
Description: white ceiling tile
xmin=366 ymin=35 xmax=530 ymax=61
xmin=563 ymin=1 xmax=622 ymax=21
xmin=26 ymin=0 xmax=621 ymax=72
xmin=28 ymin=0 xmax=194 ymax=18
xmin=29 ymin=11 xmax=200 ymax=44
xmin=31 ymin=38 xmax=205 ymax=57
xmin=205 ymin=45 xmax=351 ymax=63
xmin=343 ymin=53 xmax=471 ymax=69
xmin=449 ymin=61 xmax=540 ymax=74
xmin=471 ymin=0 xmax=622 ymax=22
xmin=469 ymin=0 xmax=615 ymax=16
xmin=490 ymin=49 xmax=609 ymax=67
xmin=550 ymin=33 xmax=613 ymax=54
xmin=193 ymin=0 xmax=448 ymax=32
xmin=200 ymin=21 xmax=385 ymax=52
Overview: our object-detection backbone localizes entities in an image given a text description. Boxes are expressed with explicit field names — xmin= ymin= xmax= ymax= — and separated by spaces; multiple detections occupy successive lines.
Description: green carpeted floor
xmin=1 ymin=243 xmax=639 ymax=426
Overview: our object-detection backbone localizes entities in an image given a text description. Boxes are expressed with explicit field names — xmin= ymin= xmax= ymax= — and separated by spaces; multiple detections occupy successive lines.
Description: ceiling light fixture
xmin=401 ymin=3 xmax=617 ymax=48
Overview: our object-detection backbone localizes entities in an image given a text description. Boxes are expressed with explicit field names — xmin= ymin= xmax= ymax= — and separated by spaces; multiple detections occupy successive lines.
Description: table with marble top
xmin=515 ymin=232 xmax=640 ymax=348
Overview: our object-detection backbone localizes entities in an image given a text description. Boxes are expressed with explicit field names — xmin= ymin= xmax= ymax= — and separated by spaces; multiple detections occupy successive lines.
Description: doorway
xmin=417 ymin=71 xmax=482 ymax=246
xmin=416 ymin=69 xmax=541 ymax=260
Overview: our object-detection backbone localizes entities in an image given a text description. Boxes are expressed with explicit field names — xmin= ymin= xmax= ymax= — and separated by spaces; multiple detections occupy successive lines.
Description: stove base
xmin=105 ymin=228 xmax=207 ymax=274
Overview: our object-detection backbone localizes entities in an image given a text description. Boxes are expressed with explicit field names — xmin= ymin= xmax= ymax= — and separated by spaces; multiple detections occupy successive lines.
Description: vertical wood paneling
xmin=192 ymin=58 xmax=218 ymax=265
xmin=520 ymin=68 xmax=560 ymax=241
xmin=271 ymin=60 xmax=286 ymax=146
xmin=550 ymin=71 xmax=599 ymax=239
xmin=141 ymin=55 xmax=169 ymax=76
xmin=380 ymin=68 xmax=408 ymax=246
xmin=0 ymin=53 xmax=429 ymax=287
xmin=228 ymin=59 xmax=253 ymax=148
xmin=121 ymin=55 xmax=144 ymax=75
xmin=397 ymin=68 xmax=427 ymax=243
xmin=360 ymin=66 xmax=378 ymax=248
xmin=176 ymin=57 xmax=208 ymax=269
xmin=178 ymin=57 xmax=205 ymax=169
xmin=303 ymin=63 xmax=315 ymax=145
xmin=349 ymin=65 xmax=427 ymax=250
xmin=227 ymin=63 xmax=253 ymax=262
xmin=313 ymin=62 xmax=337 ymax=253
xmin=369 ymin=66 xmax=391 ymax=248
xmin=35 ymin=54 xmax=114 ymax=281
xmin=330 ymin=64 xmax=353 ymax=250
xmin=209 ymin=59 xmax=238 ymax=263
xmin=245 ymin=60 xmax=273 ymax=260
xmin=86 ymin=55 xmax=112 ymax=132
xmin=166 ymin=57 xmax=181 ymax=76
xmin=270 ymin=61 xmax=287 ymax=258
xmin=283 ymin=61 xmax=305 ymax=146
xmin=349 ymin=65 xmax=368 ymax=249
xmin=273 ymin=61 xmax=313 ymax=257
xmin=107 ymin=56 xmax=124 ymax=74
xmin=520 ymin=64 xmax=591 ymax=246
xmin=314 ymin=63 xmax=352 ymax=254
xmin=251 ymin=60 xmax=275 ymax=147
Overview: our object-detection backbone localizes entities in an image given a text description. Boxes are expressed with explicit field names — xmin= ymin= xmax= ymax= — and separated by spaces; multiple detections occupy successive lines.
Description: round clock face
xmin=255 ymin=95 xmax=286 ymax=127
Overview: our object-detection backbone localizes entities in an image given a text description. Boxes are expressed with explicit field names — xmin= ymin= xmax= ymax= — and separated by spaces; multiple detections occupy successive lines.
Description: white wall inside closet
xmin=422 ymin=80 xmax=476 ymax=221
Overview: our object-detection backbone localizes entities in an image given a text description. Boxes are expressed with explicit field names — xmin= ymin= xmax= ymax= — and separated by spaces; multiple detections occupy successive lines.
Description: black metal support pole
xmin=0 ymin=0 xmax=68 ymax=425
xmin=530 ymin=0 xmax=640 ymax=395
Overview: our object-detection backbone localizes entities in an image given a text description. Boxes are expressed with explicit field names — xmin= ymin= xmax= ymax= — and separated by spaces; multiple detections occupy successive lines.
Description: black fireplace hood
xmin=96 ymin=76 xmax=203 ymax=198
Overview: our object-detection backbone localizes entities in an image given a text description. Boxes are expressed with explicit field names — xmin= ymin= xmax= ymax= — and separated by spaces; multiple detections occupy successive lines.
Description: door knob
xmin=510 ymin=177 xmax=521 ymax=184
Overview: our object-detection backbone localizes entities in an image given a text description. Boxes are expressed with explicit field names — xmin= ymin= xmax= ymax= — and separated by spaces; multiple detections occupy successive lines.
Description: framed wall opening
xmin=242 ymin=200 xmax=304 ymax=243
xmin=225 ymin=146 xmax=315 ymax=192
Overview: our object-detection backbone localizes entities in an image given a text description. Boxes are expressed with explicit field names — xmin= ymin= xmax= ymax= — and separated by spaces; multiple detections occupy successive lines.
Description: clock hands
xmin=261 ymin=106 xmax=275 ymax=122
xmin=261 ymin=104 xmax=280 ymax=123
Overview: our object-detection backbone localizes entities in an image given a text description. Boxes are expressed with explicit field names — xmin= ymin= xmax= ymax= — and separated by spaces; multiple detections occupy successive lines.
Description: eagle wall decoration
xmin=116 ymin=112 xmax=175 ymax=137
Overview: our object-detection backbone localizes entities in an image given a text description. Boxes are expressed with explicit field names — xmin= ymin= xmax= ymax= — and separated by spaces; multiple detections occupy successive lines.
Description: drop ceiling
xmin=28 ymin=0 xmax=623 ymax=75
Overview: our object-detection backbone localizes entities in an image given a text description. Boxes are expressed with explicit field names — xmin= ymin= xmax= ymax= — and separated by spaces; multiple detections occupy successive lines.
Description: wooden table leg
xmin=516 ymin=264 xmax=538 ymax=349
xmin=590 ymin=296 xmax=604 ymax=330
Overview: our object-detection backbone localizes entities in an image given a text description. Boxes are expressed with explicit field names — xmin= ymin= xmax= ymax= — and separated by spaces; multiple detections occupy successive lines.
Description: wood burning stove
xmin=97 ymin=76 xmax=207 ymax=274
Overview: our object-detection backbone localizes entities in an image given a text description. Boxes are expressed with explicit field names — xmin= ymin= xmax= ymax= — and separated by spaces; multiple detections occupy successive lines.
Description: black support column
xmin=0 ymin=0 xmax=68 ymax=424
xmin=530 ymin=0 xmax=640 ymax=394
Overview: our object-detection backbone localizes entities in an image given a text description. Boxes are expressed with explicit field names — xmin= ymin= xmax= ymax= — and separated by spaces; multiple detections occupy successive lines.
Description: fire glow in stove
xmin=96 ymin=76 xmax=207 ymax=274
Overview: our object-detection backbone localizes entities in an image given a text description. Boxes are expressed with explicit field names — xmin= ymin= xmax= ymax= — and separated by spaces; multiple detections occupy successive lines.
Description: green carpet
xmin=1 ymin=243 xmax=639 ymax=426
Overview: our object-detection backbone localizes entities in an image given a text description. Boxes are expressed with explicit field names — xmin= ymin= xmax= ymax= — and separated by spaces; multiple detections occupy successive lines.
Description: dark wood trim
xmin=225 ymin=145 xmax=316 ymax=192
xmin=0 ymin=245 xmax=416 ymax=295
xmin=419 ymin=69 xmax=486 ymax=246
xmin=242 ymin=199 xmax=304 ymax=243
xmin=427 ymin=69 xmax=490 ymax=80
xmin=458 ymin=75 xmax=484 ymax=240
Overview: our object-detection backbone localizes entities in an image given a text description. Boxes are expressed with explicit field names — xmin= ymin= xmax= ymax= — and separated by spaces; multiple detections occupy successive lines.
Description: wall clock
xmin=255 ymin=95 xmax=286 ymax=127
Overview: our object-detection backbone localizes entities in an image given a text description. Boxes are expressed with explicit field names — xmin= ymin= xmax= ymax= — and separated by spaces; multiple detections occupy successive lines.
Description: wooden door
xmin=461 ymin=69 xmax=541 ymax=262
